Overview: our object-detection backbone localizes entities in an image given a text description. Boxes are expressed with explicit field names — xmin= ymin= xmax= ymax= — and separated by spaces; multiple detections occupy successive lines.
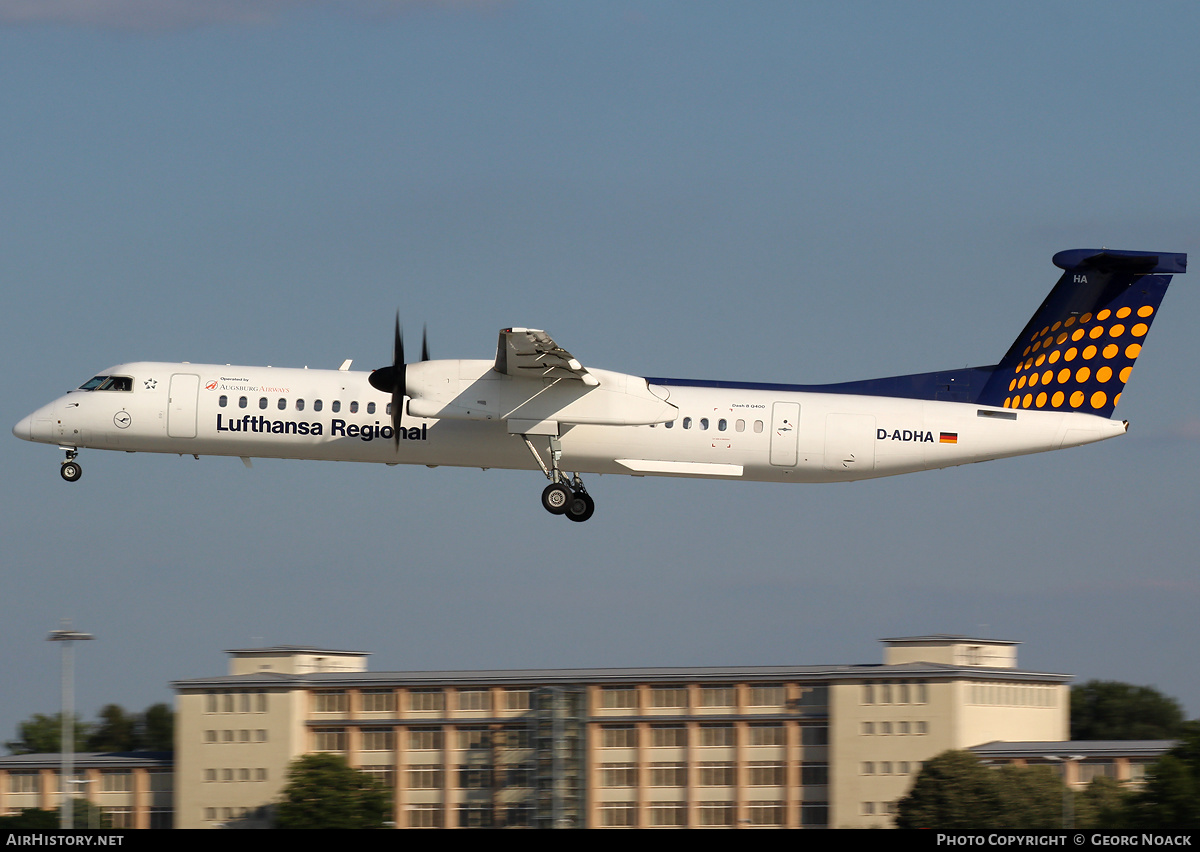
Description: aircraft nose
xmin=13 ymin=414 xmax=32 ymax=441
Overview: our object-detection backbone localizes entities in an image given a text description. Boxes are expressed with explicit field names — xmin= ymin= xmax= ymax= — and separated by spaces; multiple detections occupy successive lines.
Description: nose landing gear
xmin=60 ymin=449 xmax=82 ymax=482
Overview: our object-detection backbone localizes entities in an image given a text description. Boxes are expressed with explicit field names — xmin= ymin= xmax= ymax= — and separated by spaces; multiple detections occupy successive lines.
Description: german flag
xmin=939 ymin=432 xmax=958 ymax=444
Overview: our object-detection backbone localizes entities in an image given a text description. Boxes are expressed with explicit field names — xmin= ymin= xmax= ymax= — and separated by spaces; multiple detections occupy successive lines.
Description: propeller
xmin=368 ymin=314 xmax=429 ymax=446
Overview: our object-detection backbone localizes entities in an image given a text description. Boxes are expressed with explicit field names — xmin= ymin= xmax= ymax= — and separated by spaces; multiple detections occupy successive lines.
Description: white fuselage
xmin=14 ymin=361 xmax=1127 ymax=484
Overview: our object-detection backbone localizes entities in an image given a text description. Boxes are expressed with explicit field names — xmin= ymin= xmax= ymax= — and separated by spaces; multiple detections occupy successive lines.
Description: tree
xmin=895 ymin=750 xmax=1004 ymax=829
xmin=1125 ymin=722 xmax=1200 ymax=829
xmin=274 ymin=753 xmax=390 ymax=829
xmin=86 ymin=704 xmax=139 ymax=753
xmin=896 ymin=750 xmax=1073 ymax=829
xmin=6 ymin=704 xmax=174 ymax=756
xmin=4 ymin=713 xmax=91 ymax=755
xmin=139 ymin=703 xmax=174 ymax=752
xmin=1070 ymin=681 xmax=1185 ymax=740
xmin=1075 ymin=776 xmax=1133 ymax=829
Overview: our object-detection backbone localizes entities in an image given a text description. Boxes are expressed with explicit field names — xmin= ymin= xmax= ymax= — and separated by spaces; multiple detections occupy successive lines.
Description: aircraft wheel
xmin=564 ymin=491 xmax=595 ymax=523
xmin=60 ymin=462 xmax=82 ymax=482
xmin=541 ymin=482 xmax=571 ymax=515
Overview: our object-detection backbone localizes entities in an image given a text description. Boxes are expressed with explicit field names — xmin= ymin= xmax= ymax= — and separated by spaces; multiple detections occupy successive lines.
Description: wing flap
xmin=495 ymin=328 xmax=599 ymax=386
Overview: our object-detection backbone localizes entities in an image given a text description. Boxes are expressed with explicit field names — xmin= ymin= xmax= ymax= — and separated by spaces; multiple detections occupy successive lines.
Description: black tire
xmin=541 ymin=482 xmax=571 ymax=515
xmin=565 ymin=491 xmax=595 ymax=523
xmin=60 ymin=462 xmax=82 ymax=482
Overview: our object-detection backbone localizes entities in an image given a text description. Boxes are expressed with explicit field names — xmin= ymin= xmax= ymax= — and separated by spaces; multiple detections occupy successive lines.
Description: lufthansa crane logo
xmin=114 ymin=411 xmax=131 ymax=429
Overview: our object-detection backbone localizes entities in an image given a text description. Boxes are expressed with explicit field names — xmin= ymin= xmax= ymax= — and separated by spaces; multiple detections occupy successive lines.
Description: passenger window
xmin=753 ymin=420 xmax=764 ymax=433
xmin=219 ymin=396 xmax=228 ymax=408
xmin=332 ymin=401 xmax=341 ymax=413
xmin=700 ymin=418 xmax=709 ymax=430
xmin=736 ymin=419 xmax=745 ymax=432
xmin=367 ymin=402 xmax=375 ymax=415
xmin=350 ymin=401 xmax=359 ymax=414
xmin=683 ymin=417 xmax=692 ymax=429
xmin=665 ymin=420 xmax=673 ymax=429
xmin=386 ymin=403 xmax=392 ymax=416
xmin=718 ymin=419 xmax=727 ymax=431
xmin=277 ymin=398 xmax=286 ymax=410
xmin=314 ymin=400 xmax=323 ymax=412
xmin=239 ymin=397 xmax=248 ymax=409
xmin=259 ymin=397 xmax=268 ymax=410
xmin=296 ymin=399 xmax=305 ymax=411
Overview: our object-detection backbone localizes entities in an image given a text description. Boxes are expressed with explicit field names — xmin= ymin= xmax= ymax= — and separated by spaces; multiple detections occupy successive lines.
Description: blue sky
xmin=3 ymin=1 xmax=1199 ymax=745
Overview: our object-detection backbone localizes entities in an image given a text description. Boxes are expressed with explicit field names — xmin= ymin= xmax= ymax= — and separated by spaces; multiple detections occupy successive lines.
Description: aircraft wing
xmin=494 ymin=328 xmax=600 ymax=387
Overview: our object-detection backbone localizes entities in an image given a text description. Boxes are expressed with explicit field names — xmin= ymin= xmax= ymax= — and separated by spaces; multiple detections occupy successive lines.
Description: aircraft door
xmin=167 ymin=373 xmax=200 ymax=439
xmin=769 ymin=402 xmax=800 ymax=466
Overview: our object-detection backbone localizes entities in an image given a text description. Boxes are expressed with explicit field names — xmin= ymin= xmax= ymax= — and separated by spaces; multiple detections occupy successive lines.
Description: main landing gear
xmin=60 ymin=449 xmax=82 ymax=482
xmin=521 ymin=434 xmax=596 ymax=523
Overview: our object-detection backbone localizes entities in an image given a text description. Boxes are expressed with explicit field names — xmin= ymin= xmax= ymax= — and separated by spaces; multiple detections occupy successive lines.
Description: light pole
xmin=48 ymin=624 xmax=93 ymax=830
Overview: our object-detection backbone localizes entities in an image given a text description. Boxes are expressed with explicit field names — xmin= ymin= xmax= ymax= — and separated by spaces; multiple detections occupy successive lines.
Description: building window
xmin=802 ymin=726 xmax=829 ymax=745
xmin=9 ymin=773 xmax=38 ymax=793
xmin=649 ymin=762 xmax=686 ymax=786
xmin=409 ymin=689 xmax=445 ymax=712
xmin=313 ymin=690 xmax=348 ymax=713
xmin=748 ymin=724 xmax=784 ymax=746
xmin=802 ymin=764 xmax=829 ymax=786
xmin=313 ymin=728 xmax=346 ymax=751
xmin=601 ymin=726 xmax=637 ymax=748
xmin=601 ymin=763 xmax=637 ymax=787
xmin=650 ymin=686 xmax=687 ymax=708
xmin=648 ymin=802 xmax=686 ymax=826
xmin=600 ymin=803 xmax=637 ymax=827
xmin=651 ymin=725 xmax=686 ymax=747
xmin=457 ymin=728 xmax=491 ymax=750
xmin=361 ymin=728 xmax=394 ymax=751
xmin=407 ymin=766 xmax=443 ymax=789
xmin=698 ymin=762 xmax=735 ymax=786
xmin=457 ymin=765 xmax=493 ymax=789
xmin=360 ymin=689 xmax=395 ymax=713
xmin=747 ymin=801 xmax=784 ymax=826
xmin=504 ymin=689 xmax=531 ymax=711
xmin=696 ymin=806 xmax=729 ymax=825
xmin=601 ymin=687 xmax=636 ymax=709
xmin=408 ymin=729 xmax=443 ymax=750
xmin=749 ymin=684 xmax=785 ymax=706
xmin=408 ymin=804 xmax=443 ymax=828
xmin=748 ymin=762 xmax=785 ymax=786
xmin=700 ymin=725 xmax=734 ymax=747
xmin=700 ymin=686 xmax=734 ymax=707
xmin=457 ymin=689 xmax=489 ymax=711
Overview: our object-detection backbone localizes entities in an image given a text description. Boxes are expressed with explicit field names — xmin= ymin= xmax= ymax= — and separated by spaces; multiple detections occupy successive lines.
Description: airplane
xmin=13 ymin=248 xmax=1186 ymax=523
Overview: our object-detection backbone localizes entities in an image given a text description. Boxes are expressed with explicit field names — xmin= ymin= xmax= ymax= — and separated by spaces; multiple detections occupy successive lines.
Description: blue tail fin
xmin=976 ymin=249 xmax=1186 ymax=417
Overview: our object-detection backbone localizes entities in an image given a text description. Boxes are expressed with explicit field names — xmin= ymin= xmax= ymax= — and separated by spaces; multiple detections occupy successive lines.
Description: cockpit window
xmin=78 ymin=376 xmax=133 ymax=391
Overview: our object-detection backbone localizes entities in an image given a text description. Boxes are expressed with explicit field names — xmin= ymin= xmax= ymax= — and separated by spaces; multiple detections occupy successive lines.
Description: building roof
xmin=224 ymin=645 xmax=369 ymax=656
xmin=970 ymin=741 xmax=1177 ymax=760
xmin=172 ymin=660 xmax=1071 ymax=690
xmin=881 ymin=634 xmax=1019 ymax=646
xmin=0 ymin=752 xmax=173 ymax=769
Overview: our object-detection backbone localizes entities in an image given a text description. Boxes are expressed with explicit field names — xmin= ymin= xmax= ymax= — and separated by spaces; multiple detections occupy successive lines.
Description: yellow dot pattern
xmin=1003 ymin=301 xmax=1158 ymax=415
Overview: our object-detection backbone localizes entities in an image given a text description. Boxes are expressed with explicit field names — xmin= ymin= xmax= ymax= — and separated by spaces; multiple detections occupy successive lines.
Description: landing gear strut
xmin=522 ymin=434 xmax=596 ymax=522
xmin=60 ymin=449 xmax=82 ymax=483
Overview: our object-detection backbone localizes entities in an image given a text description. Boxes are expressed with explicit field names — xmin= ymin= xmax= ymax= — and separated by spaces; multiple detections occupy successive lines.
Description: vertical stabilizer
xmin=977 ymin=249 xmax=1186 ymax=417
